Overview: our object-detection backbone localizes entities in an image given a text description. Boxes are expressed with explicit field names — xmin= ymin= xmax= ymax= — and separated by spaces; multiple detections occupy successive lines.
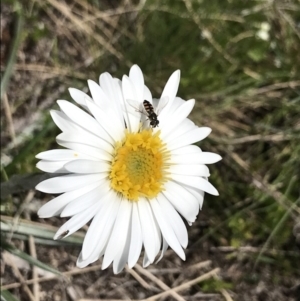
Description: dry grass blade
xmin=247 ymin=80 xmax=300 ymax=95
xmin=2 ymin=92 xmax=16 ymax=144
xmin=182 ymin=0 xmax=237 ymax=65
xmin=278 ymin=8 xmax=300 ymax=40
xmin=210 ymin=246 xmax=299 ymax=256
xmin=7 ymin=190 xmax=35 ymax=242
xmin=2 ymin=263 xmax=104 ymax=290
xmin=144 ymin=268 xmax=220 ymax=301
xmin=44 ymin=0 xmax=123 ymax=60
xmin=224 ymin=134 xmax=292 ymax=144
xmin=3 ymin=63 xmax=87 ymax=79
xmin=28 ymin=235 xmax=40 ymax=301
xmin=134 ymin=263 xmax=186 ymax=301
xmin=212 ymin=273 xmax=234 ymax=301
xmin=4 ymin=254 xmax=36 ymax=301
xmin=77 ymin=299 xmax=138 ymax=301
xmin=230 ymin=152 xmax=300 ymax=218
xmin=125 ymin=266 xmax=154 ymax=291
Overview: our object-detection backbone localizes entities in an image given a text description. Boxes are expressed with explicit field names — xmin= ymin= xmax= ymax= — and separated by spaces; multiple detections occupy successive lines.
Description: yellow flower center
xmin=109 ymin=129 xmax=167 ymax=201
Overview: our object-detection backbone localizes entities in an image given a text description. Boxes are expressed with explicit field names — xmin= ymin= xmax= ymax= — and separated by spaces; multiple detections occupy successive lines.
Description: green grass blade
xmin=0 ymin=4 xmax=23 ymax=100
xmin=2 ymin=239 xmax=62 ymax=276
xmin=1 ymin=215 xmax=84 ymax=245
xmin=1 ymin=290 xmax=20 ymax=301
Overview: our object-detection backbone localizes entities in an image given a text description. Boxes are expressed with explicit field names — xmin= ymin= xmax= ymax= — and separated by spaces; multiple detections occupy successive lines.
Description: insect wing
xmin=125 ymin=99 xmax=143 ymax=113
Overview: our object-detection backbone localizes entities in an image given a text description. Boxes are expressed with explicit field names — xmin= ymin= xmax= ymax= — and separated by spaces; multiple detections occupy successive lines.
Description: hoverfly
xmin=126 ymin=97 xmax=169 ymax=129
xmin=143 ymin=100 xmax=159 ymax=128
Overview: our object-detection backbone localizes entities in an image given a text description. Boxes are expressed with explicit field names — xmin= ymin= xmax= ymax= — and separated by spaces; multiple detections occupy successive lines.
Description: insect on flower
xmin=35 ymin=65 xmax=221 ymax=274
xmin=143 ymin=100 xmax=159 ymax=128
xmin=127 ymin=97 xmax=169 ymax=128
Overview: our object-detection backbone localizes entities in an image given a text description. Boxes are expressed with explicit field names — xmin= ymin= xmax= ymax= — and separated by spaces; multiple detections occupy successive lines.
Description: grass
xmin=1 ymin=0 xmax=300 ymax=300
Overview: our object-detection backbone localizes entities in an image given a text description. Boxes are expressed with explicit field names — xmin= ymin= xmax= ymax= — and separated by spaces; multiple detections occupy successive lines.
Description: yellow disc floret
xmin=109 ymin=129 xmax=167 ymax=201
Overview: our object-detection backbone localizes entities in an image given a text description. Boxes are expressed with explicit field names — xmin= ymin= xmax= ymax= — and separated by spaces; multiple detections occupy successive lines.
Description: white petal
xmin=113 ymin=78 xmax=126 ymax=121
xmin=36 ymin=160 xmax=68 ymax=173
xmin=169 ymin=164 xmax=210 ymax=177
xmin=81 ymin=191 xmax=120 ymax=260
xmin=167 ymin=127 xmax=212 ymax=150
xmin=172 ymin=175 xmax=219 ymax=195
xmin=171 ymin=152 xmax=221 ymax=165
xmin=113 ymin=226 xmax=131 ymax=274
xmin=36 ymin=174 xmax=103 ymax=194
xmin=122 ymin=75 xmax=140 ymax=132
xmin=156 ymin=237 xmax=168 ymax=264
xmin=143 ymin=252 xmax=151 ymax=268
xmin=144 ymin=85 xmax=152 ymax=101
xmin=159 ymin=99 xmax=195 ymax=136
xmin=57 ymin=100 xmax=113 ymax=144
xmin=60 ymin=181 xmax=109 ymax=217
xmin=99 ymin=72 xmax=123 ymax=122
xmin=171 ymin=97 xmax=186 ymax=112
xmin=86 ymin=98 xmax=124 ymax=142
xmin=50 ymin=110 xmax=78 ymax=133
xmin=77 ymin=250 xmax=103 ymax=268
xmin=160 ymin=70 xmax=180 ymax=108
xmin=163 ymin=181 xmax=199 ymax=223
xmin=163 ymin=118 xmax=196 ymax=143
xmin=68 ymin=88 xmax=91 ymax=110
xmin=36 ymin=149 xmax=95 ymax=161
xmin=64 ymin=159 xmax=110 ymax=174
xmin=52 ymin=110 xmax=114 ymax=155
xmin=137 ymin=198 xmax=160 ymax=263
xmin=56 ymin=141 xmax=112 ymax=161
xmin=150 ymin=198 xmax=185 ymax=260
xmin=102 ymin=200 xmax=132 ymax=269
xmin=197 ymin=152 xmax=222 ymax=164
xmin=171 ymin=145 xmax=201 ymax=156
xmin=157 ymin=194 xmax=188 ymax=248
xmin=38 ymin=181 xmax=100 ymax=218
xmin=184 ymin=186 xmax=205 ymax=209
xmin=156 ymin=96 xmax=169 ymax=115
xmin=54 ymin=202 xmax=101 ymax=239
xmin=129 ymin=65 xmax=144 ymax=102
xmin=88 ymin=79 xmax=109 ymax=107
xmin=128 ymin=203 xmax=143 ymax=268
xmin=56 ymin=132 xmax=113 ymax=154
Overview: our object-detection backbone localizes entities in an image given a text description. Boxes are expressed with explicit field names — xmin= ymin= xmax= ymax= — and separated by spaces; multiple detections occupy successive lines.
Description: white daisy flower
xmin=36 ymin=65 xmax=221 ymax=274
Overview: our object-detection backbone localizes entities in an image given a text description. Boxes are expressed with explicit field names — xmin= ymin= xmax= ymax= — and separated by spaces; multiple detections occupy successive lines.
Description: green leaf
xmin=0 ymin=4 xmax=24 ymax=100
xmin=1 ymin=215 xmax=84 ymax=245
xmin=1 ymin=237 xmax=62 ymax=276
xmin=1 ymin=290 xmax=20 ymax=301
